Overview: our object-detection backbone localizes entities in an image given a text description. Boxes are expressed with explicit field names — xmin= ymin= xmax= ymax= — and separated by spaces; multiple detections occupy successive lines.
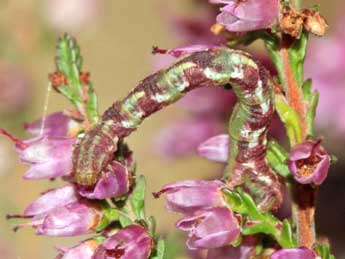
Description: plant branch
xmin=280 ymin=35 xmax=316 ymax=248
xmin=292 ymin=184 xmax=317 ymax=248
xmin=280 ymin=37 xmax=307 ymax=143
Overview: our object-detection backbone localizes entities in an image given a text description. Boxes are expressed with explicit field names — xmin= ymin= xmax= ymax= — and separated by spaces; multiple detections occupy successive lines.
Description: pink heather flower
xmin=0 ymin=112 xmax=80 ymax=180
xmin=24 ymin=112 xmax=81 ymax=137
xmin=24 ymin=185 xmax=78 ymax=217
xmin=271 ymin=247 xmax=317 ymax=259
xmin=207 ymin=236 xmax=257 ymax=259
xmin=210 ymin=0 xmax=279 ymax=32
xmin=15 ymin=201 xmax=103 ymax=237
xmin=19 ymin=136 xmax=75 ymax=180
xmin=78 ymin=161 xmax=129 ymax=200
xmin=44 ymin=0 xmax=101 ymax=31
xmin=154 ymin=180 xmax=226 ymax=215
xmin=197 ymin=134 xmax=229 ymax=163
xmin=92 ymin=225 xmax=153 ymax=259
xmin=56 ymin=239 xmax=99 ymax=259
xmin=0 ymin=61 xmax=31 ymax=114
xmin=154 ymin=117 xmax=223 ymax=158
xmin=176 ymin=207 xmax=240 ymax=250
xmin=288 ymin=141 xmax=330 ymax=185
xmin=0 ymin=128 xmax=75 ymax=180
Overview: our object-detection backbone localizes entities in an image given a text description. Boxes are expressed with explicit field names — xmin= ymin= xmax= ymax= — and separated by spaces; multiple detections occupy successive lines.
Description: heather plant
xmin=0 ymin=1 xmax=338 ymax=258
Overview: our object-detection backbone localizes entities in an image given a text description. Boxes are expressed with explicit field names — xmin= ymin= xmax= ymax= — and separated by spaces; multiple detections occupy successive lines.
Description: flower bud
xmin=288 ymin=141 xmax=330 ymax=185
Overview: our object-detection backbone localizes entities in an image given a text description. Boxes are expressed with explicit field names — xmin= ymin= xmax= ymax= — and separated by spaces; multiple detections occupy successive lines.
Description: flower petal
xmin=197 ymin=134 xmax=229 ymax=163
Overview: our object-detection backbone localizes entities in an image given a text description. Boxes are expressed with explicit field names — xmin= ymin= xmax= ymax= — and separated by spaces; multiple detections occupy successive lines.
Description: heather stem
xmin=280 ymin=34 xmax=316 ymax=248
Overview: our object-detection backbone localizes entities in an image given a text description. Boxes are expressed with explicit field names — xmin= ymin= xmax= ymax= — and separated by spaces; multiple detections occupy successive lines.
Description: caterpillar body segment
xmin=72 ymin=48 xmax=282 ymax=210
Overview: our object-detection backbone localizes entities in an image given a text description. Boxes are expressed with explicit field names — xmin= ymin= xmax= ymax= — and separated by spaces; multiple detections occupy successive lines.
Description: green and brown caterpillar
xmin=72 ymin=47 xmax=282 ymax=210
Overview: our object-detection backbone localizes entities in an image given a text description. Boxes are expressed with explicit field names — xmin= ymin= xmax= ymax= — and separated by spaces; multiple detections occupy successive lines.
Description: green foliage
xmin=119 ymin=212 xmax=133 ymax=228
xmin=275 ymin=94 xmax=303 ymax=144
xmin=130 ymin=175 xmax=146 ymax=220
xmin=222 ymin=188 xmax=296 ymax=248
xmin=96 ymin=207 xmax=120 ymax=232
xmin=289 ymin=32 xmax=309 ymax=87
xmin=267 ymin=140 xmax=291 ymax=178
xmin=147 ymin=216 xmax=157 ymax=238
xmin=93 ymin=236 xmax=107 ymax=244
xmin=264 ymin=35 xmax=285 ymax=85
xmin=54 ymin=33 xmax=99 ymax=124
xmin=150 ymin=239 xmax=165 ymax=259
xmin=315 ymin=244 xmax=336 ymax=259
xmin=302 ymin=79 xmax=319 ymax=136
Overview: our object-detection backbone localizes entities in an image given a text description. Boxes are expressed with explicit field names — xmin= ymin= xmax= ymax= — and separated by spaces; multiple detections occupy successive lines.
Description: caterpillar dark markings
xmin=72 ymin=48 xmax=282 ymax=211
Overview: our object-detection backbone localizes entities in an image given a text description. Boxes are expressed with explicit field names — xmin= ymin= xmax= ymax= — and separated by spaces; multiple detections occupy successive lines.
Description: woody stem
xmin=280 ymin=35 xmax=316 ymax=248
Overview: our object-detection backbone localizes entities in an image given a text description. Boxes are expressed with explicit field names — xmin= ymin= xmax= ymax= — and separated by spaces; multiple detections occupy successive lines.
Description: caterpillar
xmin=72 ymin=47 xmax=282 ymax=211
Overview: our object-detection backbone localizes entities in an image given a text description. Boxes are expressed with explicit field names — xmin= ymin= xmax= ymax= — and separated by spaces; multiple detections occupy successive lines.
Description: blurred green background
xmin=0 ymin=0 xmax=344 ymax=258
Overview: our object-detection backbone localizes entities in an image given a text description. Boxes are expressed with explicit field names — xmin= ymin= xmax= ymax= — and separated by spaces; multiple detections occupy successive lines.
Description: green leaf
xmin=239 ymin=190 xmax=262 ymax=220
xmin=54 ymin=34 xmax=99 ymax=124
xmin=223 ymin=188 xmax=295 ymax=248
xmin=147 ymin=216 xmax=157 ymax=238
xmin=330 ymin=155 xmax=338 ymax=164
xmin=56 ymin=34 xmax=82 ymax=86
xmin=289 ymin=31 xmax=309 ymax=86
xmin=275 ymin=94 xmax=303 ymax=144
xmin=242 ymin=222 xmax=276 ymax=236
xmin=119 ymin=213 xmax=133 ymax=228
xmin=255 ymin=242 xmax=264 ymax=256
xmin=95 ymin=216 xmax=110 ymax=232
xmin=264 ymin=35 xmax=285 ymax=85
xmin=231 ymin=235 xmax=242 ymax=247
xmin=301 ymin=79 xmax=319 ymax=136
xmin=302 ymin=79 xmax=312 ymax=100
xmin=267 ymin=140 xmax=291 ymax=178
xmin=315 ymin=243 xmax=335 ymax=259
xmin=93 ymin=236 xmax=107 ymax=244
xmin=280 ymin=220 xmax=296 ymax=248
xmin=151 ymin=239 xmax=165 ymax=259
xmin=130 ymin=175 xmax=146 ymax=220
xmin=86 ymin=82 xmax=99 ymax=124
xmin=222 ymin=188 xmax=247 ymax=214
xmin=96 ymin=208 xmax=119 ymax=232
